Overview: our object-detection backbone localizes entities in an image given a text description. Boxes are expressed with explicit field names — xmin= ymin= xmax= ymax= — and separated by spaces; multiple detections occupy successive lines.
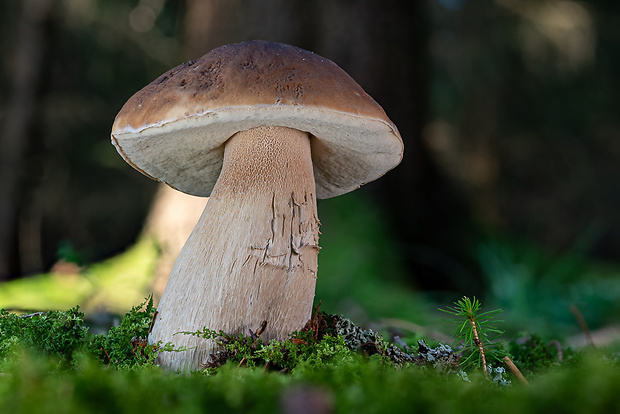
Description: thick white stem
xmin=149 ymin=126 xmax=320 ymax=371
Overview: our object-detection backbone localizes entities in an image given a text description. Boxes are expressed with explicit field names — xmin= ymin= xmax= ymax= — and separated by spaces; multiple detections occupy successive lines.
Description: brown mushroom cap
xmin=111 ymin=40 xmax=403 ymax=199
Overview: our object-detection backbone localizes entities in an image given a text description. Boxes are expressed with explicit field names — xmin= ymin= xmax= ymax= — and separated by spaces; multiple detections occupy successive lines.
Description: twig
xmin=101 ymin=347 xmax=111 ymax=363
xmin=393 ymin=335 xmax=410 ymax=352
xmin=2 ymin=309 xmax=45 ymax=316
xmin=249 ymin=320 xmax=268 ymax=340
xmin=310 ymin=301 xmax=322 ymax=341
xmin=148 ymin=311 xmax=158 ymax=335
xmin=570 ymin=304 xmax=595 ymax=348
xmin=548 ymin=339 xmax=563 ymax=362
xmin=18 ymin=312 xmax=45 ymax=318
xmin=255 ymin=320 xmax=268 ymax=337
xmin=503 ymin=356 xmax=529 ymax=386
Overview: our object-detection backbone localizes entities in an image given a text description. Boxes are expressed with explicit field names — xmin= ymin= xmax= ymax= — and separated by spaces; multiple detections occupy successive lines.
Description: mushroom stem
xmin=149 ymin=125 xmax=320 ymax=371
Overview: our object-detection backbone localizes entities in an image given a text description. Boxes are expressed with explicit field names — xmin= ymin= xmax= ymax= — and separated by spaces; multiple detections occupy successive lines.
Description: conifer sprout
xmin=111 ymin=40 xmax=403 ymax=371
xmin=439 ymin=296 xmax=506 ymax=377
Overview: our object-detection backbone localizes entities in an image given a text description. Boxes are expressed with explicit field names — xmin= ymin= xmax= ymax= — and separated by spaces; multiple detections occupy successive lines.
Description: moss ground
xmin=1 ymin=346 xmax=619 ymax=413
xmin=1 ymin=299 xmax=620 ymax=413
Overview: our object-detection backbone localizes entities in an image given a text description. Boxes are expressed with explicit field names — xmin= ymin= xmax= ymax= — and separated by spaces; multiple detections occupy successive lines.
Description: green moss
xmin=0 ymin=239 xmax=159 ymax=314
xmin=2 ymin=299 xmax=620 ymax=413
xmin=178 ymin=314 xmax=369 ymax=374
xmin=2 ymin=351 xmax=620 ymax=413
xmin=0 ymin=307 xmax=87 ymax=369
xmin=88 ymin=296 xmax=159 ymax=368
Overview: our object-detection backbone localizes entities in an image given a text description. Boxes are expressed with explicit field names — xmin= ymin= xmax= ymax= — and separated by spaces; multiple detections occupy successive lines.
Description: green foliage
xmin=440 ymin=296 xmax=506 ymax=372
xmin=56 ymin=240 xmax=85 ymax=266
xmin=88 ymin=296 xmax=160 ymax=368
xmin=0 ymin=296 xmax=170 ymax=372
xmin=0 ymin=307 xmax=87 ymax=368
xmin=508 ymin=334 xmax=575 ymax=377
xmin=181 ymin=323 xmax=357 ymax=375
xmin=252 ymin=331 xmax=354 ymax=372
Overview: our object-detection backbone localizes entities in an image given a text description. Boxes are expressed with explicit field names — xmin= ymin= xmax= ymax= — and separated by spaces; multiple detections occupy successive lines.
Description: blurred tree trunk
xmin=142 ymin=185 xmax=208 ymax=299
xmin=183 ymin=0 xmax=314 ymax=57
xmin=0 ymin=0 xmax=53 ymax=280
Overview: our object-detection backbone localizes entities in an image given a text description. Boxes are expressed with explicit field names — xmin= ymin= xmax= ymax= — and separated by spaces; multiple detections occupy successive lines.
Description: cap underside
xmin=112 ymin=105 xmax=402 ymax=199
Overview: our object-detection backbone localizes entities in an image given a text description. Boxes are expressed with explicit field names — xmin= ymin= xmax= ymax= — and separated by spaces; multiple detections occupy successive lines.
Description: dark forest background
xmin=1 ymin=0 xmax=619 ymax=302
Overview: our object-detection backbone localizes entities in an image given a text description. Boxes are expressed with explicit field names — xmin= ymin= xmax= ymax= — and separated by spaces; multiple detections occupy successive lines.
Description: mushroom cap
xmin=111 ymin=40 xmax=403 ymax=199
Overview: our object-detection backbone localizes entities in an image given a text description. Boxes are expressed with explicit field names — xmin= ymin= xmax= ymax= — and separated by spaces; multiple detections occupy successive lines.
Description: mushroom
xmin=111 ymin=40 xmax=403 ymax=371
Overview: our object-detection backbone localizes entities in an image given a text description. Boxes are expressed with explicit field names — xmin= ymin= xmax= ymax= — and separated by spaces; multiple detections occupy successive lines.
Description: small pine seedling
xmin=439 ymin=296 xmax=505 ymax=378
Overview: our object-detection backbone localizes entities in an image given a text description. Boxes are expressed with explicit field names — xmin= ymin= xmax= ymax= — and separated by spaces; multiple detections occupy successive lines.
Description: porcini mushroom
xmin=111 ymin=40 xmax=403 ymax=371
